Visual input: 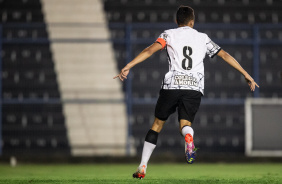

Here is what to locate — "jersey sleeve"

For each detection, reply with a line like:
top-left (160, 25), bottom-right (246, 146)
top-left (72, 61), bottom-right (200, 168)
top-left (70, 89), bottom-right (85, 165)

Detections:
top-left (206, 36), bottom-right (221, 58)
top-left (155, 31), bottom-right (168, 49)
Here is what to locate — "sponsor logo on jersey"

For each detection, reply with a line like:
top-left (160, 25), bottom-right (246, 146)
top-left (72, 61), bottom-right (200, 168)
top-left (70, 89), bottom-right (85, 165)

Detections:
top-left (174, 75), bottom-right (198, 87)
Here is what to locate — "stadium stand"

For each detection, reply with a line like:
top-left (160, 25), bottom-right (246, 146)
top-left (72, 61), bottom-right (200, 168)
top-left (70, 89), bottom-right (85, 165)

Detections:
top-left (103, 0), bottom-right (282, 156)
top-left (1, 0), bottom-right (281, 158)
top-left (104, 0), bottom-right (282, 23)
top-left (41, 0), bottom-right (128, 156)
top-left (1, 0), bottom-right (70, 156)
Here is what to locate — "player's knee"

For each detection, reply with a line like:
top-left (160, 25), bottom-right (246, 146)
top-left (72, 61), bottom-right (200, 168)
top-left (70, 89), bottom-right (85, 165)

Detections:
top-left (151, 118), bottom-right (165, 132)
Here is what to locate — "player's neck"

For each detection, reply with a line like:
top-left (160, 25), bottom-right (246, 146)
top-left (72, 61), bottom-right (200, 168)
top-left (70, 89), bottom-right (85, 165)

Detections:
top-left (178, 24), bottom-right (193, 28)
top-left (178, 20), bottom-right (194, 28)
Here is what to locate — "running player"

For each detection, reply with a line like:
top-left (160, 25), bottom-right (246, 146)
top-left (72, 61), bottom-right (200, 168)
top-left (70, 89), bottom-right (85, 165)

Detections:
top-left (114, 5), bottom-right (259, 179)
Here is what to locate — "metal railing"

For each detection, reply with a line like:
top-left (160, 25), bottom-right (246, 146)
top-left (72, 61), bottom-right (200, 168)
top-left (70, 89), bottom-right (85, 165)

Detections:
top-left (1, 23), bottom-right (282, 155)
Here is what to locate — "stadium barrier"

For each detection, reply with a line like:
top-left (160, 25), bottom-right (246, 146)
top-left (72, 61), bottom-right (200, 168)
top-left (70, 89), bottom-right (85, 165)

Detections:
top-left (0, 23), bottom-right (282, 156)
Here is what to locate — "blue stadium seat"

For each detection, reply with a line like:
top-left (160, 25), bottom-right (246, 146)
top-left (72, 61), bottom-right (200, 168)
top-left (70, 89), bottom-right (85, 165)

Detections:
top-left (102, 0), bottom-right (282, 155)
top-left (1, 0), bottom-right (69, 156)
top-left (3, 27), bottom-right (48, 39)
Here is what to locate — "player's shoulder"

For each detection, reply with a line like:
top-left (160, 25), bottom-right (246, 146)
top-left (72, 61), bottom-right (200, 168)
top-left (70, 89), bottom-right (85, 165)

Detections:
top-left (192, 28), bottom-right (208, 38)
top-left (163, 27), bottom-right (187, 33)
top-left (162, 28), bottom-right (175, 34)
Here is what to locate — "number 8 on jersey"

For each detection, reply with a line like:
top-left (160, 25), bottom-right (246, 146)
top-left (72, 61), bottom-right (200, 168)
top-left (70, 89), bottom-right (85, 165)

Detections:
top-left (182, 46), bottom-right (193, 70)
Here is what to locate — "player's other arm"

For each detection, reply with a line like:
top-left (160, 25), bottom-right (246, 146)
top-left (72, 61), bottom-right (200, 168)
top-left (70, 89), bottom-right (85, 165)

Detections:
top-left (113, 42), bottom-right (162, 81)
top-left (217, 49), bottom-right (259, 91)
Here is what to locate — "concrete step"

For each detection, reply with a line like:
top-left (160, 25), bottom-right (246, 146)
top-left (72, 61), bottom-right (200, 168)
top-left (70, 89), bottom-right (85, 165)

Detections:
top-left (53, 55), bottom-right (116, 64)
top-left (47, 26), bottom-right (110, 39)
top-left (53, 59), bottom-right (118, 69)
top-left (68, 132), bottom-right (127, 143)
top-left (42, 0), bottom-right (129, 156)
top-left (42, 0), bottom-right (105, 23)
top-left (51, 43), bottom-right (114, 53)
top-left (71, 148), bottom-right (126, 156)
top-left (59, 86), bottom-right (121, 92)
top-left (55, 64), bottom-right (117, 74)
top-left (59, 83), bottom-right (121, 91)
top-left (61, 91), bottom-right (124, 99)
top-left (66, 118), bottom-right (126, 129)
top-left (65, 115), bottom-right (126, 126)
top-left (57, 78), bottom-right (121, 90)
top-left (64, 104), bottom-right (126, 116)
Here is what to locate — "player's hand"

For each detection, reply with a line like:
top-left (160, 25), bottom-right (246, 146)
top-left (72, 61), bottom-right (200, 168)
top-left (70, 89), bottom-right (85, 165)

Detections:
top-left (113, 66), bottom-right (130, 81)
top-left (244, 74), bottom-right (259, 91)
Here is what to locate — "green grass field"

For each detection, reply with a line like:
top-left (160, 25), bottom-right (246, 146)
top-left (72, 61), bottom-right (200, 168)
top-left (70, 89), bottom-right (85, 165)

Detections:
top-left (0, 163), bottom-right (281, 184)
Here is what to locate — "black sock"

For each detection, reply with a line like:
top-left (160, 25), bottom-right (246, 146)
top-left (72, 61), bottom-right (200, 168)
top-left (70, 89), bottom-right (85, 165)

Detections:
top-left (145, 129), bottom-right (159, 145)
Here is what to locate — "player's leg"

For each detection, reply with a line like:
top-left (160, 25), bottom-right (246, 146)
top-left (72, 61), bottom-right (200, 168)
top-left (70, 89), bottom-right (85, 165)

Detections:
top-left (133, 118), bottom-right (165, 179)
top-left (140, 118), bottom-right (165, 167)
top-left (179, 119), bottom-right (192, 132)
top-left (133, 118), bottom-right (164, 179)
top-left (133, 89), bottom-right (178, 179)
top-left (178, 90), bottom-right (202, 164)
top-left (151, 117), bottom-right (166, 132)
top-left (180, 119), bottom-right (196, 164)
top-left (179, 120), bottom-right (193, 142)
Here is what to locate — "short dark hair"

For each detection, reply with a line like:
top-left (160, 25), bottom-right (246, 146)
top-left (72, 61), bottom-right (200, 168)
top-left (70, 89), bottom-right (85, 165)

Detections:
top-left (176, 5), bottom-right (195, 25)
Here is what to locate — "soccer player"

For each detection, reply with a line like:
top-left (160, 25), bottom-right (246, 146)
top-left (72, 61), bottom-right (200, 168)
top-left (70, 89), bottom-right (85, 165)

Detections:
top-left (114, 5), bottom-right (259, 179)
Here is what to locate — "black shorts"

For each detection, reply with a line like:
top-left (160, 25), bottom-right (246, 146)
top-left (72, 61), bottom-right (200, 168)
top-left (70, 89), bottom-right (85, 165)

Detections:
top-left (155, 89), bottom-right (202, 123)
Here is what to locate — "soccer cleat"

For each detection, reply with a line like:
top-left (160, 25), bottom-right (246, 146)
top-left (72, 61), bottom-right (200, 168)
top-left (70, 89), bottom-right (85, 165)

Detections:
top-left (185, 134), bottom-right (198, 164)
top-left (132, 165), bottom-right (146, 179)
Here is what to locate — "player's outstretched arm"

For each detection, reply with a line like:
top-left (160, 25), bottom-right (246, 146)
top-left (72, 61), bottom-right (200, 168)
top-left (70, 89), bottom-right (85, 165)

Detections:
top-left (113, 42), bottom-right (162, 81)
top-left (217, 49), bottom-right (259, 91)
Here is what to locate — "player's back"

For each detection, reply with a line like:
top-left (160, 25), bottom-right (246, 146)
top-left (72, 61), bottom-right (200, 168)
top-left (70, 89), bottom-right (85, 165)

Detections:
top-left (165, 26), bottom-right (207, 74)
top-left (157, 26), bottom-right (221, 93)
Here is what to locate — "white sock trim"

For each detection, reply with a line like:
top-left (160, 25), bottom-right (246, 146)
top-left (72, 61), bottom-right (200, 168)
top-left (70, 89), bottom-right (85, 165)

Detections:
top-left (181, 126), bottom-right (194, 137)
